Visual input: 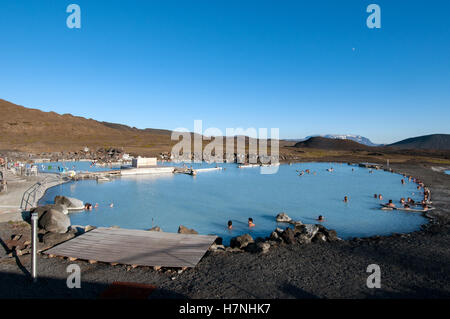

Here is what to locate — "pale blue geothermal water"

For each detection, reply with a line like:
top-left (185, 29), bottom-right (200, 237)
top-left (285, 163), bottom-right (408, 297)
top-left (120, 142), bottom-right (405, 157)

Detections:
top-left (37, 161), bottom-right (120, 174)
top-left (39, 162), bottom-right (428, 244)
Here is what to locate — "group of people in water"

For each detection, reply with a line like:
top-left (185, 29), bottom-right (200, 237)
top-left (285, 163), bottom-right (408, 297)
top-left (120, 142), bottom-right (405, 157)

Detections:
top-left (297, 168), bottom-right (316, 176)
top-left (297, 166), bottom-right (342, 176)
top-left (337, 172), bottom-right (431, 211)
top-left (335, 172), bottom-right (432, 214)
top-left (226, 215), bottom-right (327, 230)
top-left (227, 218), bottom-right (255, 230)
top-left (378, 175), bottom-right (431, 211)
top-left (382, 192), bottom-right (431, 211)
top-left (223, 168), bottom-right (431, 232)
top-left (297, 167), bottom-right (338, 175)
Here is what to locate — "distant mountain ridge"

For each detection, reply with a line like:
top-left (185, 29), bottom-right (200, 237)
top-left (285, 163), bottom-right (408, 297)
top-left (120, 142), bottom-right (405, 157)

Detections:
top-left (294, 134), bottom-right (450, 152)
top-left (287, 134), bottom-right (378, 146)
top-left (388, 134), bottom-right (450, 150)
top-left (294, 136), bottom-right (372, 151)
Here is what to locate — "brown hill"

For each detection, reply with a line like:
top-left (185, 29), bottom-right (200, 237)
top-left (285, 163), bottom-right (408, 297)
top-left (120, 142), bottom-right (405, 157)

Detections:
top-left (294, 136), bottom-right (372, 151)
top-left (0, 99), bottom-right (173, 155)
top-left (0, 99), bottom-right (275, 157)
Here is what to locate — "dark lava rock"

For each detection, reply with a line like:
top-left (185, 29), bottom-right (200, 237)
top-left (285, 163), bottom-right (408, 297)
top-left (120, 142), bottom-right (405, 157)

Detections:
top-left (270, 231), bottom-right (280, 240)
top-left (178, 225), bottom-right (198, 235)
top-left (281, 227), bottom-right (295, 244)
top-left (38, 209), bottom-right (71, 234)
top-left (312, 232), bottom-right (327, 243)
top-left (257, 242), bottom-right (271, 254)
top-left (295, 233), bottom-right (312, 245)
top-left (230, 234), bottom-right (254, 249)
top-left (325, 229), bottom-right (339, 242)
top-left (243, 242), bottom-right (258, 253)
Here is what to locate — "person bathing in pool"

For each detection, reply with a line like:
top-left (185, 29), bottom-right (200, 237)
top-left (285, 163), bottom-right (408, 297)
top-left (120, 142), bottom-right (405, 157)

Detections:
top-left (386, 199), bottom-right (396, 208)
top-left (317, 215), bottom-right (325, 222)
top-left (227, 220), bottom-right (233, 230)
top-left (248, 218), bottom-right (255, 228)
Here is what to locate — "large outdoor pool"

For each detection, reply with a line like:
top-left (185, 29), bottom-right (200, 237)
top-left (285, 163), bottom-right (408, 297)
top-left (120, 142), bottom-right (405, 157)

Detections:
top-left (39, 162), bottom-right (428, 244)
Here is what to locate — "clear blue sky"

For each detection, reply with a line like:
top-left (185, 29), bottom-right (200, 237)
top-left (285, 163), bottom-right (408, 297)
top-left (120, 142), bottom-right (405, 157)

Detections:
top-left (0, 0), bottom-right (449, 144)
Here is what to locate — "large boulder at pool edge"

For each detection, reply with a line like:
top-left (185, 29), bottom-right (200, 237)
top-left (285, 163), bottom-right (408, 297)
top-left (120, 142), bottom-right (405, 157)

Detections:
top-left (39, 208), bottom-right (71, 233)
top-left (31, 204), bottom-right (68, 218)
top-left (54, 196), bottom-right (84, 210)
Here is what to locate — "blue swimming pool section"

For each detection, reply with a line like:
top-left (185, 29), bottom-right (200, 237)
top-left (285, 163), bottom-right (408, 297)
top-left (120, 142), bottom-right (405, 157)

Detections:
top-left (37, 161), bottom-right (120, 174)
top-left (445, 170), bottom-right (450, 175)
top-left (39, 162), bottom-right (428, 244)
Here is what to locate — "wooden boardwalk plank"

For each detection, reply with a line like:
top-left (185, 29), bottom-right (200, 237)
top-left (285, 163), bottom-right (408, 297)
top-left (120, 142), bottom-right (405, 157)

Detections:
top-left (44, 227), bottom-right (217, 268)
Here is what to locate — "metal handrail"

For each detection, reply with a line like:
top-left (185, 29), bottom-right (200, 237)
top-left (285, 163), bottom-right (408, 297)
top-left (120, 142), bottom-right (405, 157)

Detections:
top-left (20, 175), bottom-right (63, 211)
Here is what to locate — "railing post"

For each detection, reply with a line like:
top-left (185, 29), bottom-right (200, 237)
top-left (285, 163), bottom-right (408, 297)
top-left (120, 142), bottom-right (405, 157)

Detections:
top-left (31, 212), bottom-right (38, 282)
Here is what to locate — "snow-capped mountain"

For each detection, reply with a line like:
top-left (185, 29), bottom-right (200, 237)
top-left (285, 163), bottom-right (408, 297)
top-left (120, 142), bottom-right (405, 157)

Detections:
top-left (288, 134), bottom-right (379, 146)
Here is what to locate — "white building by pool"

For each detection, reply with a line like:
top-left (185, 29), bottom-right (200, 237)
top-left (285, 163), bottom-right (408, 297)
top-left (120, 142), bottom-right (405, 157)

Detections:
top-left (132, 157), bottom-right (157, 168)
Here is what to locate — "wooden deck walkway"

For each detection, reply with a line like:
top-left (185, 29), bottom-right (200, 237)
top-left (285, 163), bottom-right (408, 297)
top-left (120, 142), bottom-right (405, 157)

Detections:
top-left (44, 227), bottom-right (217, 268)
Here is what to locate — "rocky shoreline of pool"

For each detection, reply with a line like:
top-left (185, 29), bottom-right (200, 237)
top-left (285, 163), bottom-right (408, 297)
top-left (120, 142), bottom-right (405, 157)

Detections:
top-left (0, 161), bottom-right (449, 298)
top-left (3, 194), bottom-right (341, 259)
top-left (157, 162), bottom-right (449, 298)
